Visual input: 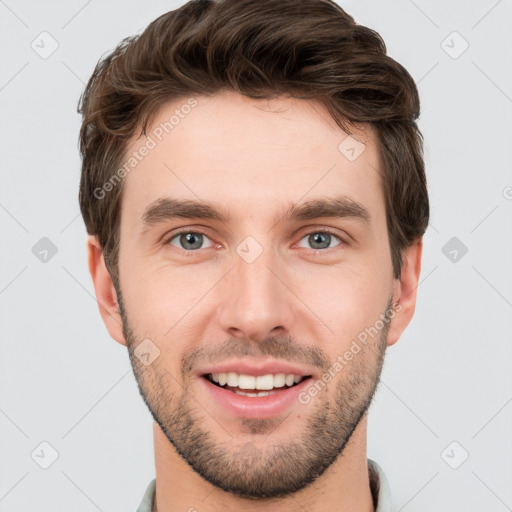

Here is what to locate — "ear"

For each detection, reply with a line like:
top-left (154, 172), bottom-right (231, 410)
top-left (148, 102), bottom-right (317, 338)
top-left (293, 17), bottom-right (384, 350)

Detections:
top-left (387, 237), bottom-right (423, 347)
top-left (87, 235), bottom-right (127, 346)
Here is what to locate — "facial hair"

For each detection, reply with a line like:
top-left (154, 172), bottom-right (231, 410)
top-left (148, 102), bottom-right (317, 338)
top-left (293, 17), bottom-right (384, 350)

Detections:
top-left (118, 289), bottom-right (392, 500)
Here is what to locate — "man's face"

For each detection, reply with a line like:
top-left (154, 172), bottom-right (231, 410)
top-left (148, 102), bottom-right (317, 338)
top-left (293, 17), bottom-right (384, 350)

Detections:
top-left (114, 91), bottom-right (399, 498)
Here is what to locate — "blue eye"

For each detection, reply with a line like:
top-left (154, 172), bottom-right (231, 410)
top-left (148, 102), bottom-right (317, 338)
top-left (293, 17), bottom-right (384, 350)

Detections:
top-left (297, 230), bottom-right (342, 250)
top-left (165, 228), bottom-right (344, 253)
top-left (167, 231), bottom-right (214, 251)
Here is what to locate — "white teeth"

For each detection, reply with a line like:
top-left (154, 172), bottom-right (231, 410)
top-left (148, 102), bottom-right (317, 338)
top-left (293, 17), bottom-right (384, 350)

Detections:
top-left (256, 374), bottom-right (274, 390)
top-left (209, 372), bottom-right (305, 390)
top-left (273, 373), bottom-right (286, 388)
top-left (234, 389), bottom-right (278, 397)
top-left (239, 374), bottom-right (256, 389)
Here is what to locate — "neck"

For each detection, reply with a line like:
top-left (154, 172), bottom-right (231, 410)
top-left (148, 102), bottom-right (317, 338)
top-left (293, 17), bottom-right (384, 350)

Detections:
top-left (152, 415), bottom-right (375, 512)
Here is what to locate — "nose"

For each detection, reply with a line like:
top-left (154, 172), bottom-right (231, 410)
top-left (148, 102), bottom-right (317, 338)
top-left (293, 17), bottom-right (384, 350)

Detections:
top-left (215, 242), bottom-right (295, 343)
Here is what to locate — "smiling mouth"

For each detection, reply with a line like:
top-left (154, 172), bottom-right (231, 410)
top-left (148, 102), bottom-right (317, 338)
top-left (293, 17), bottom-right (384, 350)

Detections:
top-left (203, 373), bottom-right (313, 397)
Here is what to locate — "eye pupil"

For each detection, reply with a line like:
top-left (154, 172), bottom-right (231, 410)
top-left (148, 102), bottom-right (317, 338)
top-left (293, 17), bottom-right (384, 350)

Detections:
top-left (181, 232), bottom-right (202, 250)
top-left (309, 232), bottom-right (330, 250)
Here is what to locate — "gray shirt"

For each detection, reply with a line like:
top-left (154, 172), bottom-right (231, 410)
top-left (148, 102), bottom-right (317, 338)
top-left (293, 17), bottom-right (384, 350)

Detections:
top-left (136, 458), bottom-right (392, 511)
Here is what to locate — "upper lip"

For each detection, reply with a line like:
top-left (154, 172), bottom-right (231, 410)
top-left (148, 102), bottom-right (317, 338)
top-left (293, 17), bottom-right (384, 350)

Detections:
top-left (196, 359), bottom-right (315, 378)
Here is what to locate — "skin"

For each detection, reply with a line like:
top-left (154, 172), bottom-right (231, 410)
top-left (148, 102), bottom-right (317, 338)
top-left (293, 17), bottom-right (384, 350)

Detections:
top-left (88, 90), bottom-right (423, 512)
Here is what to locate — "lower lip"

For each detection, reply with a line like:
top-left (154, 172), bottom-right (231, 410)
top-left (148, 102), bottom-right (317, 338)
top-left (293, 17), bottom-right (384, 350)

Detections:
top-left (199, 376), bottom-right (313, 419)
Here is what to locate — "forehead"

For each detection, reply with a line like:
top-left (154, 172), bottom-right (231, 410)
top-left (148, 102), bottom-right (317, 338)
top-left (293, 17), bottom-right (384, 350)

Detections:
top-left (120, 91), bottom-right (383, 227)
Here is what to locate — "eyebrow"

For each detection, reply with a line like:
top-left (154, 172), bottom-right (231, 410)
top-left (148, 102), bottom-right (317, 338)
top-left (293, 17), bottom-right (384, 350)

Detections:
top-left (141, 195), bottom-right (371, 229)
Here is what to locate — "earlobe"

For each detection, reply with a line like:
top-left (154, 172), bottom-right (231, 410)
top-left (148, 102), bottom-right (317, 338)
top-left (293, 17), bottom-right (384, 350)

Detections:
top-left (87, 235), bottom-right (127, 346)
top-left (387, 238), bottom-right (423, 347)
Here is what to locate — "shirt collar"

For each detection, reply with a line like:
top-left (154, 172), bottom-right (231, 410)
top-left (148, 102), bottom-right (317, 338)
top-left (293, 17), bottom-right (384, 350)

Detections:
top-left (368, 458), bottom-right (392, 512)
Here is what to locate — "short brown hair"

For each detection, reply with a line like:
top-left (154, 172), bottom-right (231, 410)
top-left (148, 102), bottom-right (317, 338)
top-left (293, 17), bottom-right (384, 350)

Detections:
top-left (78, 0), bottom-right (429, 286)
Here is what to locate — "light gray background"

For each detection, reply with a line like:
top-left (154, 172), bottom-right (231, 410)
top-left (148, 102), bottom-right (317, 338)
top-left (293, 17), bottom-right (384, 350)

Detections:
top-left (1, 0), bottom-right (511, 510)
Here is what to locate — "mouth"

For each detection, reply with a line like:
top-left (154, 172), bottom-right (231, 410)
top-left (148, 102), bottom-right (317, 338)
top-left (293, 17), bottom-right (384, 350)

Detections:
top-left (202, 373), bottom-right (313, 397)
top-left (199, 371), bottom-right (315, 419)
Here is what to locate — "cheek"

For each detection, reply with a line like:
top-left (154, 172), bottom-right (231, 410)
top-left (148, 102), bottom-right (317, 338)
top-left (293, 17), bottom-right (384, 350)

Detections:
top-left (120, 260), bottom-right (217, 338)
top-left (294, 264), bottom-right (390, 344)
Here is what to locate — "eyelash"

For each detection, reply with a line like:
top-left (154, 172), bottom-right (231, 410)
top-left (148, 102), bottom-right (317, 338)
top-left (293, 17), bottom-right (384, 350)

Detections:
top-left (164, 227), bottom-right (346, 254)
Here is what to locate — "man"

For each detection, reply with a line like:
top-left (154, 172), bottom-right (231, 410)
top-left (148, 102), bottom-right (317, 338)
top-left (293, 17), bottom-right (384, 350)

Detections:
top-left (78, 0), bottom-right (429, 510)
